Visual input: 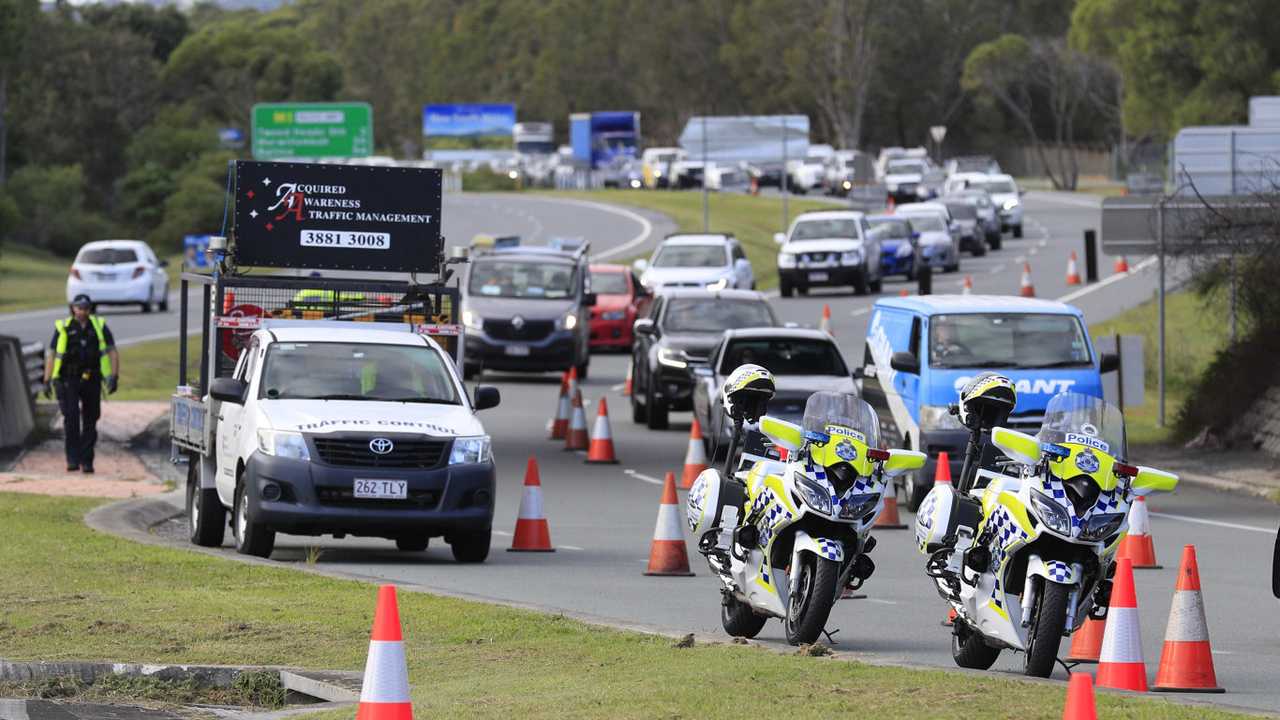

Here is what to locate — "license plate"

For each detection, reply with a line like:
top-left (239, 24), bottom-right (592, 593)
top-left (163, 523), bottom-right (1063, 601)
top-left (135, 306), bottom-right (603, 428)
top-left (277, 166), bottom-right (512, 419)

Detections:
top-left (95, 273), bottom-right (115, 282)
top-left (504, 344), bottom-right (530, 356)
top-left (808, 272), bottom-right (829, 282)
top-left (353, 479), bottom-right (407, 500)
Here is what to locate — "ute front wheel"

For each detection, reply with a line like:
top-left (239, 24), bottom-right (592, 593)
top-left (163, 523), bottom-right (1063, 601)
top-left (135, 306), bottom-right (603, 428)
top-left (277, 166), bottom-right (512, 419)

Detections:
top-left (1025, 580), bottom-right (1070, 677)
top-left (783, 553), bottom-right (839, 645)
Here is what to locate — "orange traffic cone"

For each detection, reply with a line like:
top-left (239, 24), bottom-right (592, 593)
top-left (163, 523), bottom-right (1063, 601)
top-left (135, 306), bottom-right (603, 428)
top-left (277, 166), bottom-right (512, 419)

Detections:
top-left (549, 371), bottom-right (569, 440)
top-left (679, 418), bottom-right (709, 490)
top-left (1114, 255), bottom-right (1130, 273)
top-left (586, 398), bottom-right (619, 464)
top-left (875, 493), bottom-right (908, 530)
top-left (356, 585), bottom-right (413, 720)
top-left (221, 288), bottom-right (236, 314)
top-left (961, 275), bottom-right (973, 295)
top-left (942, 607), bottom-right (957, 627)
top-left (898, 288), bottom-right (909, 297)
top-left (509, 457), bottom-right (554, 552)
top-left (887, 195), bottom-right (896, 210)
top-left (644, 472), bottom-right (695, 576)
top-left (1066, 615), bottom-right (1106, 664)
top-left (1062, 672), bottom-right (1098, 720)
top-left (1095, 557), bottom-right (1148, 692)
top-left (1153, 545), bottom-right (1224, 693)
top-left (622, 360), bottom-right (633, 397)
top-left (934, 451), bottom-right (953, 486)
top-left (564, 389), bottom-right (589, 451)
top-left (820, 303), bottom-right (832, 335)
top-left (1066, 251), bottom-right (1082, 285)
top-left (1019, 262), bottom-right (1036, 297)
top-left (1117, 496), bottom-right (1161, 569)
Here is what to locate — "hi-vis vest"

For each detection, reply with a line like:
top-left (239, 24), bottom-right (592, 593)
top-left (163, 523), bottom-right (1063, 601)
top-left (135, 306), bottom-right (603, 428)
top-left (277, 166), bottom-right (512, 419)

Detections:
top-left (53, 316), bottom-right (111, 381)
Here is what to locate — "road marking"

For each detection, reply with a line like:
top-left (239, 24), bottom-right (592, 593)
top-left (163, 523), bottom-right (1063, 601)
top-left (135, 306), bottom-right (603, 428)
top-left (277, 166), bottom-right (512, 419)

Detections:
top-left (849, 307), bottom-right (871, 317)
top-left (1149, 511), bottom-right (1274, 535)
top-left (535, 197), bottom-right (652, 261)
top-left (610, 383), bottom-right (625, 392)
top-left (989, 264), bottom-right (1005, 275)
top-left (623, 469), bottom-right (665, 485)
top-left (1055, 256), bottom-right (1157, 303)
top-left (859, 598), bottom-right (898, 605)
top-left (561, 544), bottom-right (584, 551)
top-left (492, 530), bottom-right (512, 537)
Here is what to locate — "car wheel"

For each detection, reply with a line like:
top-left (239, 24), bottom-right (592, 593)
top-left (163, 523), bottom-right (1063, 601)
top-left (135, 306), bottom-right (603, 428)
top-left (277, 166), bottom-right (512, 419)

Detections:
top-left (1013, 224), bottom-right (1024, 239)
top-left (797, 286), bottom-right (809, 296)
top-left (233, 477), bottom-right (275, 558)
top-left (646, 380), bottom-right (668, 430)
top-left (450, 528), bottom-right (491, 563)
top-left (158, 285), bottom-right (169, 312)
top-left (186, 456), bottom-right (225, 548)
top-left (141, 301), bottom-right (152, 313)
top-left (780, 281), bottom-right (793, 298)
top-left (988, 234), bottom-right (1002, 251)
top-left (631, 373), bottom-right (649, 423)
top-left (576, 358), bottom-right (589, 381)
top-left (970, 241), bottom-right (986, 257)
top-left (868, 267), bottom-right (883, 294)
top-left (853, 272), bottom-right (868, 296)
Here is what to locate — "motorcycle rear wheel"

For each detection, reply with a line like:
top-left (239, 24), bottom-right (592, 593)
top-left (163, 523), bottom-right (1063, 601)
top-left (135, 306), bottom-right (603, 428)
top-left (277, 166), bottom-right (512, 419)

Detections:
top-left (721, 594), bottom-right (767, 639)
top-left (783, 554), bottom-right (839, 645)
top-left (1025, 581), bottom-right (1069, 677)
top-left (951, 617), bottom-right (1001, 670)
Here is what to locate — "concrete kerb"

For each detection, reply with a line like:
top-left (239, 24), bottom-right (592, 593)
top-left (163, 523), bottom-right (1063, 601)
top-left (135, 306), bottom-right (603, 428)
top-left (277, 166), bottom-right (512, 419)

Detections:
top-left (84, 494), bottom-right (1280, 718)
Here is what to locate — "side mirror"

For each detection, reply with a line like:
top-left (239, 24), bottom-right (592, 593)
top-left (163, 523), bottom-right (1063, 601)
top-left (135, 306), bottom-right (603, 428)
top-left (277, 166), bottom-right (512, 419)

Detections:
top-left (889, 351), bottom-right (919, 374)
top-left (734, 258), bottom-right (751, 274)
top-left (773, 232), bottom-right (787, 246)
top-left (158, 258), bottom-right (170, 267)
top-left (911, 231), bottom-right (921, 240)
top-left (851, 366), bottom-right (865, 379)
top-left (1131, 465), bottom-right (1178, 496)
top-left (1018, 189), bottom-right (1026, 197)
top-left (632, 258), bottom-right (649, 274)
top-left (633, 318), bottom-right (657, 337)
top-left (881, 448), bottom-right (926, 478)
top-left (760, 415), bottom-right (802, 453)
top-left (583, 292), bottom-right (598, 307)
top-left (210, 377), bottom-right (247, 405)
top-left (991, 426), bottom-right (1040, 467)
top-left (1099, 352), bottom-right (1120, 373)
top-left (473, 385), bottom-right (501, 411)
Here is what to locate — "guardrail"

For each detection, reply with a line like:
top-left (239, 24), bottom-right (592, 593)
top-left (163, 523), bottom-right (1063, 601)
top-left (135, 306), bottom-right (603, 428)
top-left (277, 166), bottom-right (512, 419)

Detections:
top-left (0, 335), bottom-right (38, 447)
top-left (21, 342), bottom-right (44, 398)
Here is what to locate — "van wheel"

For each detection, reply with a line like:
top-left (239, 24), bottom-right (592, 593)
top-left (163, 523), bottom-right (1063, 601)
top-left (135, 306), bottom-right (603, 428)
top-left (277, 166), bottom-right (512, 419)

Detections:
top-left (869, 272), bottom-right (883, 294)
top-left (970, 241), bottom-right (986, 257)
top-left (234, 478), bottom-right (275, 558)
top-left (450, 529), bottom-right (490, 563)
top-left (186, 457), bottom-right (225, 547)
top-left (1013, 224), bottom-right (1024, 239)
top-left (575, 360), bottom-right (589, 381)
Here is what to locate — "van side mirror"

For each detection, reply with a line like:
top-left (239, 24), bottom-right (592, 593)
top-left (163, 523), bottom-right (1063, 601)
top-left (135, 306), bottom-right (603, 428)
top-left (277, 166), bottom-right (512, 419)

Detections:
top-left (1099, 352), bottom-right (1120, 373)
top-left (889, 351), bottom-right (919, 374)
top-left (851, 366), bottom-right (865, 379)
top-left (773, 232), bottom-right (787, 246)
top-left (210, 377), bottom-right (247, 405)
top-left (473, 385), bottom-right (501, 411)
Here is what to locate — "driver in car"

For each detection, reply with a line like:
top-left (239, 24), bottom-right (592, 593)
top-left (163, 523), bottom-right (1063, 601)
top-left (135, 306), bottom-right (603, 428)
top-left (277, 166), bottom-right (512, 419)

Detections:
top-left (932, 322), bottom-right (968, 361)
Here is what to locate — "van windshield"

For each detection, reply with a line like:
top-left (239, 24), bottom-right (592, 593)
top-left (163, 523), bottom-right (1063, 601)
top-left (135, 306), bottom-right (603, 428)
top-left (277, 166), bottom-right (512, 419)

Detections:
top-left (470, 259), bottom-right (576, 299)
top-left (260, 342), bottom-right (460, 404)
top-left (929, 314), bottom-right (1092, 370)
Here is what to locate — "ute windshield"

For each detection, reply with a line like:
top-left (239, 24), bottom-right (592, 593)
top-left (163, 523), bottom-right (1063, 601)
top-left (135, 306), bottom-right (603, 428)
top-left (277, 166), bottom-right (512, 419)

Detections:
top-left (260, 342), bottom-right (460, 404)
top-left (1037, 392), bottom-right (1126, 461)
top-left (802, 391), bottom-right (879, 447)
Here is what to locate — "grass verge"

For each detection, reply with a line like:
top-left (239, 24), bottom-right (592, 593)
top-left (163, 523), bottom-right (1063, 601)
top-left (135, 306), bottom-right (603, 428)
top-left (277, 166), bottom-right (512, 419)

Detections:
top-left (0, 242), bottom-right (76, 313)
top-left (548, 190), bottom-right (836, 291)
top-left (0, 492), bottom-right (1251, 720)
top-left (112, 337), bottom-right (196, 402)
top-left (1089, 289), bottom-right (1229, 446)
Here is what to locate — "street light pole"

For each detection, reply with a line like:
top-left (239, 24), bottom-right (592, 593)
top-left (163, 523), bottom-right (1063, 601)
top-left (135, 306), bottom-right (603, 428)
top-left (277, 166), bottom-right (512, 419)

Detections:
top-left (781, 115), bottom-right (789, 230)
top-left (701, 114), bottom-right (709, 232)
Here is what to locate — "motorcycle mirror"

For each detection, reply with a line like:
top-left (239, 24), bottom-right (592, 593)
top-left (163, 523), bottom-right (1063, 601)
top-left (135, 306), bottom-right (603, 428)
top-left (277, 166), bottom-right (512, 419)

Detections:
top-left (880, 448), bottom-right (926, 478)
top-left (1130, 465), bottom-right (1178, 496)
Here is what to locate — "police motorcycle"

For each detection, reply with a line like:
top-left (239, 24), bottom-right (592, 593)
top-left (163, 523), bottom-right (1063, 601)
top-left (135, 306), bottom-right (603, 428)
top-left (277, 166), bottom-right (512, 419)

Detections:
top-left (687, 365), bottom-right (926, 644)
top-left (914, 374), bottom-right (1178, 677)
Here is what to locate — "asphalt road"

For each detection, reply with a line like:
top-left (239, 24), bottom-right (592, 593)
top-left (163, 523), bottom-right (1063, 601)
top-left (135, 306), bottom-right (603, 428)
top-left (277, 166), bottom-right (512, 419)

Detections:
top-left (134, 191), bottom-right (1274, 712)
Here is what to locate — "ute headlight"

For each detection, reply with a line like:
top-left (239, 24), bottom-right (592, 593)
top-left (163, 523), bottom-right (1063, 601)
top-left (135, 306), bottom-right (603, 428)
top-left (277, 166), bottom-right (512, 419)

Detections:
top-left (840, 249), bottom-right (863, 265)
top-left (658, 347), bottom-right (689, 369)
top-left (1030, 491), bottom-right (1071, 535)
top-left (705, 277), bottom-right (729, 291)
top-left (559, 312), bottom-right (578, 331)
top-left (839, 492), bottom-right (879, 520)
top-left (919, 404), bottom-right (963, 431)
top-left (796, 475), bottom-right (833, 515)
top-left (1080, 512), bottom-right (1125, 541)
top-left (462, 309), bottom-right (483, 332)
top-left (654, 169), bottom-right (663, 177)
top-left (449, 435), bottom-right (492, 465)
top-left (777, 252), bottom-right (797, 269)
top-left (1002, 198), bottom-right (1020, 211)
top-left (841, 180), bottom-right (852, 190)
top-left (601, 310), bottom-right (626, 321)
top-left (257, 429), bottom-right (310, 461)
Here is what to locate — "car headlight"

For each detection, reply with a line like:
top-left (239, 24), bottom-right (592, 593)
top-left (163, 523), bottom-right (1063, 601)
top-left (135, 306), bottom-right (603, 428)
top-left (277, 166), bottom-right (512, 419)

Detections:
top-left (654, 169), bottom-right (663, 177)
top-left (462, 309), bottom-right (483, 332)
top-left (658, 347), bottom-right (689, 369)
top-left (777, 252), bottom-right (797, 269)
top-left (887, 183), bottom-right (898, 192)
top-left (1080, 512), bottom-right (1125, 541)
top-left (840, 249), bottom-right (863, 265)
top-left (919, 404), bottom-right (963, 431)
top-left (841, 180), bottom-right (852, 190)
top-left (257, 429), bottom-right (310, 461)
top-left (629, 179), bottom-right (642, 189)
top-left (449, 435), bottom-right (491, 465)
top-left (1002, 198), bottom-right (1020, 211)
top-left (705, 277), bottom-right (729, 291)
top-left (796, 475), bottom-right (833, 515)
top-left (1029, 491), bottom-right (1071, 535)
top-left (839, 492), bottom-right (879, 520)
top-left (559, 312), bottom-right (578, 331)
top-left (896, 243), bottom-right (914, 258)
top-left (601, 310), bottom-right (626, 321)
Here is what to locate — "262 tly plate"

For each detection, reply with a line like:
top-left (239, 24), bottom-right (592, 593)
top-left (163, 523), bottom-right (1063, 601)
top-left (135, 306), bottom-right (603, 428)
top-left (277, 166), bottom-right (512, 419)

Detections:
top-left (353, 479), bottom-right (407, 500)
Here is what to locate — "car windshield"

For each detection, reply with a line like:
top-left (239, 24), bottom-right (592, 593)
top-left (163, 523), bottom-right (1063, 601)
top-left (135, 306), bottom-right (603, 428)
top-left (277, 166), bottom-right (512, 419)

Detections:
top-left (78, 248), bottom-right (138, 264)
top-left (904, 215), bottom-right (946, 233)
top-left (791, 219), bottom-right (859, 241)
top-left (981, 180), bottom-right (1017, 193)
top-left (259, 342), bottom-right (460, 404)
top-left (929, 313), bottom-right (1092, 370)
top-left (469, 259), bottom-right (576, 299)
top-left (1038, 392), bottom-right (1127, 460)
top-left (954, 158), bottom-right (994, 172)
top-left (720, 338), bottom-right (847, 376)
top-left (663, 298), bottom-right (775, 333)
top-left (590, 271), bottom-right (629, 295)
top-left (886, 161), bottom-right (925, 174)
top-left (802, 392), bottom-right (880, 447)
top-left (944, 203), bottom-right (978, 220)
top-left (867, 219), bottom-right (912, 239)
top-left (652, 244), bottom-right (727, 268)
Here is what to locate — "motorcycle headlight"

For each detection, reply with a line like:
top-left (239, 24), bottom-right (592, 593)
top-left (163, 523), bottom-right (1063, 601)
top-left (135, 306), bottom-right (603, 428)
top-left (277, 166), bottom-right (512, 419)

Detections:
top-left (777, 252), bottom-right (797, 269)
top-left (601, 310), bottom-right (626, 321)
top-left (449, 435), bottom-right (491, 465)
top-left (462, 309), bottom-right (483, 332)
top-left (658, 347), bottom-right (689, 369)
top-left (257, 429), bottom-right (310, 461)
top-left (1080, 512), bottom-right (1125, 541)
top-left (1029, 491), bottom-right (1071, 535)
top-left (705, 277), bottom-right (729, 291)
top-left (919, 404), bottom-right (963, 431)
top-left (840, 249), bottom-right (863, 265)
top-left (1002, 198), bottom-right (1020, 211)
top-left (559, 312), bottom-right (578, 331)
top-left (839, 492), bottom-right (879, 520)
top-left (796, 475), bottom-right (833, 515)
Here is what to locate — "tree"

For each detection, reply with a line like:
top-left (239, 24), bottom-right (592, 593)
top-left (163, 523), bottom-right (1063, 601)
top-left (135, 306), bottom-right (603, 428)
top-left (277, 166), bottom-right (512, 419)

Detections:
top-left (0, 0), bottom-right (38, 185)
top-left (5, 164), bottom-right (112, 255)
top-left (82, 3), bottom-right (191, 62)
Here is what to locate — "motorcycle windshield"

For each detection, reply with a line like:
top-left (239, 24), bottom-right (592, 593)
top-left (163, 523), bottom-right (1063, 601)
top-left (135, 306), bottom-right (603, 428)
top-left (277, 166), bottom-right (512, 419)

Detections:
top-left (802, 391), bottom-right (880, 447)
top-left (1037, 392), bottom-right (1126, 461)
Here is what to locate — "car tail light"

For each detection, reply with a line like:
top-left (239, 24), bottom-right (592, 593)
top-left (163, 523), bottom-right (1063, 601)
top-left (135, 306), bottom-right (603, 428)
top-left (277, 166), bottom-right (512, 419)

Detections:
top-left (70, 268), bottom-right (81, 280)
top-left (132, 266), bottom-right (146, 279)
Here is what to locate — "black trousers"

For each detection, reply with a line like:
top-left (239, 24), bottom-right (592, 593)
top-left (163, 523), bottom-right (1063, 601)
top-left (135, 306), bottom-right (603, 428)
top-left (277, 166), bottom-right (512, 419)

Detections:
top-left (57, 375), bottom-right (101, 468)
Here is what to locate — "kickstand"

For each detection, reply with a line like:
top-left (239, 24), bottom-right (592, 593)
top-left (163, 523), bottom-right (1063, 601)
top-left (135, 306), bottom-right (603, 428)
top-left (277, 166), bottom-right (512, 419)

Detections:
top-left (1056, 657), bottom-right (1075, 675)
top-left (821, 627), bottom-right (840, 646)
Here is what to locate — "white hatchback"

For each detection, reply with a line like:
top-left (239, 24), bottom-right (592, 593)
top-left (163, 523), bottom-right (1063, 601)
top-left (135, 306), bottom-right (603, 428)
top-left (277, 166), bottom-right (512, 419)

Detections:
top-left (66, 239), bottom-right (170, 312)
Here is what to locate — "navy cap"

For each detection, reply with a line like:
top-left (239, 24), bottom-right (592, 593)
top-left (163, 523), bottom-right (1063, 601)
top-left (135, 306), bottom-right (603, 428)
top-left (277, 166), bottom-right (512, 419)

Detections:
top-left (70, 294), bottom-right (92, 307)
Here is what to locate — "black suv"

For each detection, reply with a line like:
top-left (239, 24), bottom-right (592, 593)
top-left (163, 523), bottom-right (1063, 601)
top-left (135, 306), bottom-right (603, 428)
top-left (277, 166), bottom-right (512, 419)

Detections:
top-left (462, 243), bottom-right (595, 379)
top-left (630, 288), bottom-right (777, 430)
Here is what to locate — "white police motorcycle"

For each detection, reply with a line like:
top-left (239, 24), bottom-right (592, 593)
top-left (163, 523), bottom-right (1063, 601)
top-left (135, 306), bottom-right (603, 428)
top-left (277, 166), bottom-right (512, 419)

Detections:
top-left (688, 365), bottom-right (925, 645)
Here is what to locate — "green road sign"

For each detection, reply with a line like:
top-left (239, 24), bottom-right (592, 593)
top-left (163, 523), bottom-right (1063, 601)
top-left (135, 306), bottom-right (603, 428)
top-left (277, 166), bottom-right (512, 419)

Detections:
top-left (251, 102), bottom-right (373, 159)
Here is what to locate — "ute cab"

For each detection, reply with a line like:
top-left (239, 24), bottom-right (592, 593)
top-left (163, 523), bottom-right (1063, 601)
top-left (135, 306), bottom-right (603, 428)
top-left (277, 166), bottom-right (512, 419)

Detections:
top-left (858, 295), bottom-right (1117, 511)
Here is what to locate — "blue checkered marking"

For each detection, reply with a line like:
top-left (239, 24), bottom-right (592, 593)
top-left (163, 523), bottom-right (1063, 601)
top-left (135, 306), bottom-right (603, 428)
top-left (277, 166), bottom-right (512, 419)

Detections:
top-left (1045, 560), bottom-right (1072, 583)
top-left (983, 504), bottom-right (1029, 610)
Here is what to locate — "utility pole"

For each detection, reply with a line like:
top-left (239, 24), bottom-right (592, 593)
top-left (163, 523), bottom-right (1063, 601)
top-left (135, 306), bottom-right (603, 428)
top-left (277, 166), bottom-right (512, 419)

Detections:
top-left (701, 114), bottom-right (709, 232)
top-left (781, 116), bottom-right (790, 231)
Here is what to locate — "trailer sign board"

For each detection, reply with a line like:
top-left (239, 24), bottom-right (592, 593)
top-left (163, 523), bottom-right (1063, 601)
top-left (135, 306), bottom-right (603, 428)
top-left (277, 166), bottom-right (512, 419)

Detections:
top-left (251, 103), bottom-right (373, 160)
top-left (232, 161), bottom-right (443, 273)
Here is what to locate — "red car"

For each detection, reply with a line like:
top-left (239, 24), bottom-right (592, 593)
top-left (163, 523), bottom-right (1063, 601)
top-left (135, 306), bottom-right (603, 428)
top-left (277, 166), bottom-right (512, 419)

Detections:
top-left (588, 264), bottom-right (649, 351)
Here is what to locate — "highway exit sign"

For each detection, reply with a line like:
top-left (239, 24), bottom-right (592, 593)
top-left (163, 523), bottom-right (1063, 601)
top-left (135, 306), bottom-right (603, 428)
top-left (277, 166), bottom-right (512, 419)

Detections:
top-left (251, 102), bottom-right (373, 160)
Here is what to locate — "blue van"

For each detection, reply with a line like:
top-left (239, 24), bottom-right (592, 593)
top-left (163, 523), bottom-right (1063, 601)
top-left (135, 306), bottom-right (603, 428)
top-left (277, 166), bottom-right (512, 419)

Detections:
top-left (858, 295), bottom-right (1117, 511)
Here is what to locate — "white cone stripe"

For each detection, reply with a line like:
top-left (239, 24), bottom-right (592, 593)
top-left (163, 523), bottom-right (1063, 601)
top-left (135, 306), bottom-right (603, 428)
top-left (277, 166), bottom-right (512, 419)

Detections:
top-left (359, 640), bottom-right (410, 703)
top-left (1163, 590), bottom-right (1210, 642)
top-left (592, 414), bottom-right (611, 439)
top-left (653, 503), bottom-right (685, 541)
top-left (1099, 607), bottom-right (1145, 663)
top-left (1128, 498), bottom-right (1151, 535)
top-left (569, 407), bottom-right (588, 430)
top-left (556, 395), bottom-right (569, 419)
top-left (684, 439), bottom-right (707, 464)
top-left (517, 486), bottom-right (545, 520)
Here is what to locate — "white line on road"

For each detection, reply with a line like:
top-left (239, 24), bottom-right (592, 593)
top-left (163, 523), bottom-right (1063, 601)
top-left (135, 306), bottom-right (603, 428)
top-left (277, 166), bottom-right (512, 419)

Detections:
top-left (858, 598), bottom-right (898, 605)
top-left (989, 264), bottom-right (1005, 275)
top-left (561, 544), bottom-right (584, 551)
top-left (1055, 256), bottom-right (1157, 303)
top-left (492, 530), bottom-right (513, 537)
top-left (116, 328), bottom-right (200, 348)
top-left (535, 197), bottom-right (654, 261)
top-left (848, 307), bottom-right (871, 317)
top-left (1149, 511), bottom-right (1274, 535)
top-left (623, 469), bottom-right (665, 485)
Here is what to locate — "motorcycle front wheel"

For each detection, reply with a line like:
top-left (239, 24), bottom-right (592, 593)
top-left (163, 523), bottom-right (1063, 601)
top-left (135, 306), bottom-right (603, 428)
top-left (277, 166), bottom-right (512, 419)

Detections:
top-left (1025, 581), bottom-right (1070, 677)
top-left (783, 554), bottom-right (839, 645)
top-left (721, 594), bottom-right (767, 639)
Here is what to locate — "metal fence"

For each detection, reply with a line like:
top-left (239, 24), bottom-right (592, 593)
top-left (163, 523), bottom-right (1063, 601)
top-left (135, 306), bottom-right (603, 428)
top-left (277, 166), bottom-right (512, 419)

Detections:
top-left (21, 342), bottom-right (43, 398)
